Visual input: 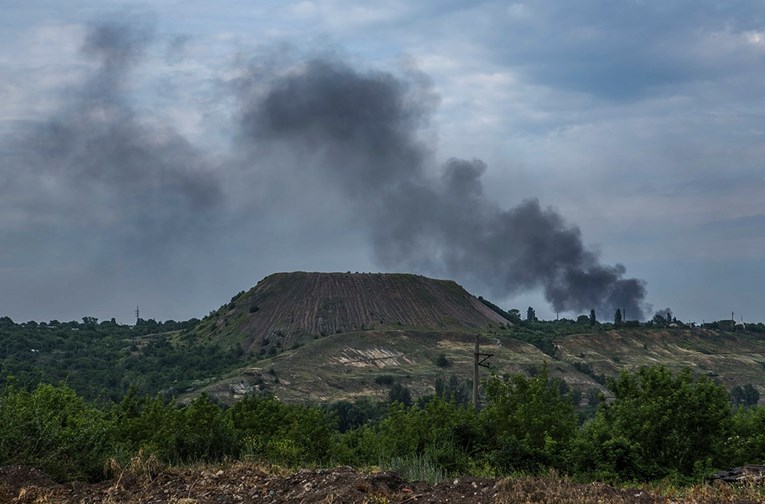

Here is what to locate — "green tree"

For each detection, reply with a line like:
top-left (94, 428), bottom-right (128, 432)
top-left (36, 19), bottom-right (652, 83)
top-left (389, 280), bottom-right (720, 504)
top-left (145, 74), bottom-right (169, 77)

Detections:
top-left (614, 309), bottom-right (622, 327)
top-left (81, 316), bottom-right (98, 328)
top-left (388, 383), bottom-right (413, 407)
top-left (325, 400), bottom-right (372, 433)
top-left (481, 366), bottom-right (577, 472)
top-left (730, 384), bottom-right (760, 407)
top-left (577, 366), bottom-right (732, 481)
top-left (526, 306), bottom-right (536, 322)
top-left (175, 394), bottom-right (237, 462)
top-left (434, 374), bottom-right (471, 407)
top-left (727, 405), bottom-right (765, 466)
top-left (589, 309), bottom-right (597, 326)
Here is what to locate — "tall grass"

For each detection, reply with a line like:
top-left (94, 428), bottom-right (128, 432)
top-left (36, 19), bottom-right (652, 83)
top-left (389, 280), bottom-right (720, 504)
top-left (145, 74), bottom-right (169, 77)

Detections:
top-left (382, 453), bottom-right (446, 484)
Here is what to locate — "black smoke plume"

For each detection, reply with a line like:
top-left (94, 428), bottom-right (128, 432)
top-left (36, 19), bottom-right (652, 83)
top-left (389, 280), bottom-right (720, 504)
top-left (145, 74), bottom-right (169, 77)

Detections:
top-left (0, 18), bottom-right (648, 321)
top-left (238, 57), bottom-right (648, 318)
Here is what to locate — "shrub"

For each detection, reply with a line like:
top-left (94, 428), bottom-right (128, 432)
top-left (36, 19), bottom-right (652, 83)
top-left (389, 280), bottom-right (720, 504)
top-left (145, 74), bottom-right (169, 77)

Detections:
top-left (576, 366), bottom-right (731, 481)
top-left (231, 394), bottom-right (335, 466)
top-left (374, 374), bottom-right (395, 385)
top-left (344, 399), bottom-right (479, 475)
top-left (112, 391), bottom-right (238, 465)
top-left (728, 405), bottom-right (765, 466)
top-left (481, 366), bottom-right (578, 473)
top-left (388, 383), bottom-right (413, 407)
top-left (0, 383), bottom-right (114, 481)
top-left (434, 353), bottom-right (451, 368)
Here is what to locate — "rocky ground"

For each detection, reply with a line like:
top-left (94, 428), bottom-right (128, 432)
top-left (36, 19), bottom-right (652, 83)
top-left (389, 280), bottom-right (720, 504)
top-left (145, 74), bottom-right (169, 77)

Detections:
top-left (2, 464), bottom-right (764, 503)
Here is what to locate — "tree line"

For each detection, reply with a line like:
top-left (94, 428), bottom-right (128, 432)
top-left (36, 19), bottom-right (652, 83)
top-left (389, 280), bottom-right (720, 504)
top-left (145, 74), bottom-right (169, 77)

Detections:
top-left (0, 315), bottom-right (239, 402)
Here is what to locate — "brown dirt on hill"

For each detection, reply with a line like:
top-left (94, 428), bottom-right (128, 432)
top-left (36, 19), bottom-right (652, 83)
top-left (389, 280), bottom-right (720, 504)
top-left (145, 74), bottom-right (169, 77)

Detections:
top-left (198, 272), bottom-right (510, 354)
top-left (4, 464), bottom-right (764, 504)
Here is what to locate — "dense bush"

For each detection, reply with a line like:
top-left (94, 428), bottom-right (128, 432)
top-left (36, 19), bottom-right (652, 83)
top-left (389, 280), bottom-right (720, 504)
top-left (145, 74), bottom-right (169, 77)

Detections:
top-left (482, 366), bottom-right (578, 473)
top-left (111, 389), bottom-right (239, 465)
top-left (727, 405), bottom-right (765, 466)
top-left (5, 365), bottom-right (765, 486)
top-left (342, 398), bottom-right (479, 474)
top-left (0, 382), bottom-right (113, 481)
top-left (575, 366), bottom-right (731, 481)
top-left (231, 394), bottom-right (335, 466)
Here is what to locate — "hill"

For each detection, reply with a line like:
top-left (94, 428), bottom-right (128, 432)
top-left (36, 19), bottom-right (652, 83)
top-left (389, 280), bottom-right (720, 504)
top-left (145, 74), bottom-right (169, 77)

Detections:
top-left (197, 323), bottom-right (765, 406)
top-left (199, 325), bottom-right (765, 405)
top-left (3, 271), bottom-right (765, 408)
top-left (189, 272), bottom-right (510, 358)
top-left (175, 272), bottom-right (765, 406)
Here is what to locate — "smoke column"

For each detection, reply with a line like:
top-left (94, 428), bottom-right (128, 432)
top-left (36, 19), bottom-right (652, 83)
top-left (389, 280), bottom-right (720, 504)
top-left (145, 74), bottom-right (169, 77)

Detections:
top-left (238, 57), bottom-right (648, 318)
top-left (0, 18), bottom-right (648, 320)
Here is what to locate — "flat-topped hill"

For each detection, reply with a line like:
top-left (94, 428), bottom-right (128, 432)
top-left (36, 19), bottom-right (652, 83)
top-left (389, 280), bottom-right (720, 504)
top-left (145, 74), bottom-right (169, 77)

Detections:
top-left (191, 272), bottom-right (510, 355)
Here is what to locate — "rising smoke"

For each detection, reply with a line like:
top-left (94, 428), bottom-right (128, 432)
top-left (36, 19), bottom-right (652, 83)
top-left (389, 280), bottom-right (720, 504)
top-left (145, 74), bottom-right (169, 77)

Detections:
top-left (1, 19), bottom-right (648, 320)
top-left (7, 17), bottom-right (221, 251)
top-left (237, 58), bottom-right (648, 319)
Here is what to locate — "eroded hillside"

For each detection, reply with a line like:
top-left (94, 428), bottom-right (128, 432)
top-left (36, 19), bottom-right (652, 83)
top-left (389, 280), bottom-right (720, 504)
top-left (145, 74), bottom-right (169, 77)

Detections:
top-left (190, 272), bottom-right (510, 356)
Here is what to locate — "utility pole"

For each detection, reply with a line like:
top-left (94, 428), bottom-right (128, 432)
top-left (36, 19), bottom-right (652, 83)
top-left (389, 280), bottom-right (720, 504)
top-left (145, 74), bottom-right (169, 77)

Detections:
top-left (473, 335), bottom-right (479, 411)
top-left (473, 334), bottom-right (493, 411)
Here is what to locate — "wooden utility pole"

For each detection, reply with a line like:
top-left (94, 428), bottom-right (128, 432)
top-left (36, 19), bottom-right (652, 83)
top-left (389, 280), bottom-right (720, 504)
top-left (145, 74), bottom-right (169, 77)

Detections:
top-left (473, 335), bottom-right (479, 411)
top-left (473, 334), bottom-right (493, 411)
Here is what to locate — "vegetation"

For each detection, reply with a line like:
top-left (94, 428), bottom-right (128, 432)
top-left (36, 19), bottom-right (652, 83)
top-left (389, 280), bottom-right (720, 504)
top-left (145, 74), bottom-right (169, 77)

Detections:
top-left (576, 367), bottom-right (732, 481)
top-left (3, 364), bottom-right (765, 487)
top-left (3, 281), bottom-right (765, 490)
top-left (0, 316), bottom-right (240, 402)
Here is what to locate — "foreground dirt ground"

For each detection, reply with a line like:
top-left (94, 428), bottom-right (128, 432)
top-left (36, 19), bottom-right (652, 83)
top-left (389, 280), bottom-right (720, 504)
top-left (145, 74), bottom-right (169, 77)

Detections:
top-left (2, 464), bottom-right (764, 503)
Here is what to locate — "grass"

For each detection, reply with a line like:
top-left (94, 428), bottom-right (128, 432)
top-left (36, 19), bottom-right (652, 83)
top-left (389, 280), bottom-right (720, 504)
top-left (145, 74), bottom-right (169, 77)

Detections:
top-left (382, 454), bottom-right (447, 484)
top-left (190, 325), bottom-right (765, 409)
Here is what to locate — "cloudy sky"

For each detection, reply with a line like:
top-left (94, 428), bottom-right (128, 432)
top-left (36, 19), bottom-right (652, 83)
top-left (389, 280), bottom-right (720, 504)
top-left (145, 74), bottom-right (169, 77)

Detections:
top-left (1, 1), bottom-right (764, 324)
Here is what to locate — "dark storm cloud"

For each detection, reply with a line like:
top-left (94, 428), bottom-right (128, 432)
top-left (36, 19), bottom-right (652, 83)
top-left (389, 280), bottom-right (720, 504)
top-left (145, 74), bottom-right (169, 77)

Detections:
top-left (237, 57), bottom-right (648, 317)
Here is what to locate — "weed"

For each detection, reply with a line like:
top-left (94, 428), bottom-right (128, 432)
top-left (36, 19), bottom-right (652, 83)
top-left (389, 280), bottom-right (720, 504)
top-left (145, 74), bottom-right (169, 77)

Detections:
top-left (383, 454), bottom-right (446, 484)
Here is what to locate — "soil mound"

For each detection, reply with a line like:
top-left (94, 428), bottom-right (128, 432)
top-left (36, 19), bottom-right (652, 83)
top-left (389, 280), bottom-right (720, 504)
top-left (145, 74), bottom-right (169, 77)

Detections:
top-left (196, 272), bottom-right (511, 354)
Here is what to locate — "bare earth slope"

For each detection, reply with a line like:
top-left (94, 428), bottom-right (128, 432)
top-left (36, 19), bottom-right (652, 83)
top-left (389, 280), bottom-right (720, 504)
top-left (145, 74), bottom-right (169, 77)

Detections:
top-left (192, 272), bottom-right (510, 355)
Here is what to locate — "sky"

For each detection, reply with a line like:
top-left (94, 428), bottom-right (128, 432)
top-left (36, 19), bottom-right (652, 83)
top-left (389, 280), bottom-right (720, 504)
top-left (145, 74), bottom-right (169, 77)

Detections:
top-left (1, 1), bottom-right (764, 324)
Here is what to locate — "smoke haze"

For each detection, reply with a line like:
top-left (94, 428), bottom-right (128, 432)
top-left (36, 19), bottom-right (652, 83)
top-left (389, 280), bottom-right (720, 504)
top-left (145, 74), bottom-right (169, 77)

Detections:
top-left (1, 19), bottom-right (648, 321)
top-left (6, 18), bottom-right (221, 251)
